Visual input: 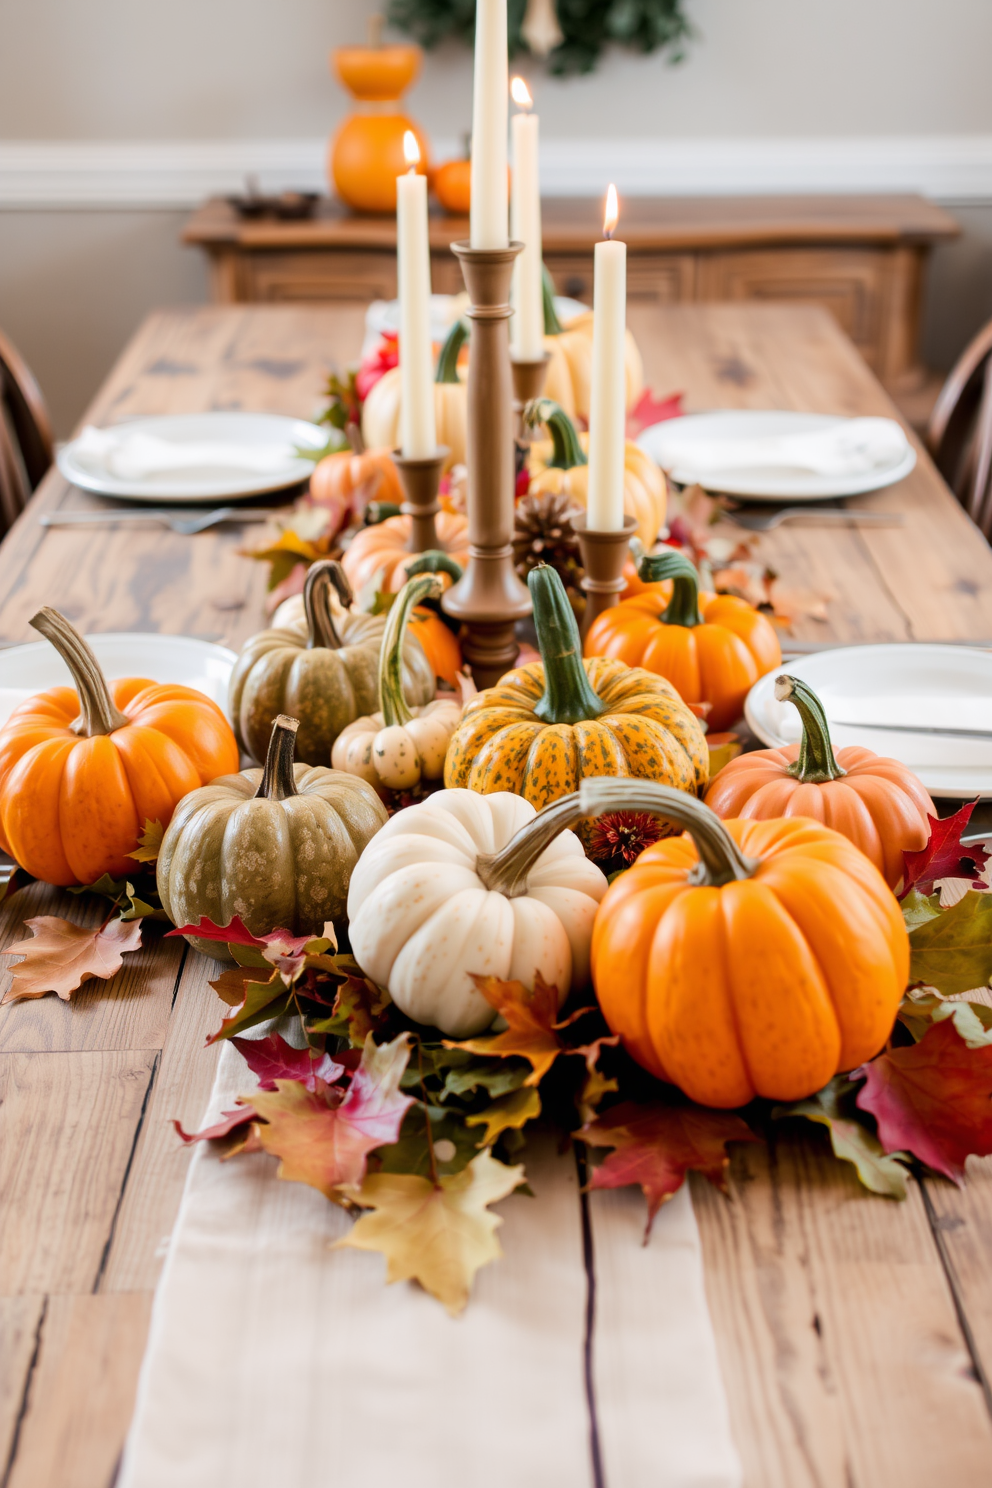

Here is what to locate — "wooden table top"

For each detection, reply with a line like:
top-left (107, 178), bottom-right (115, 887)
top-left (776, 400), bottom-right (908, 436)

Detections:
top-left (183, 193), bottom-right (960, 254)
top-left (2, 301), bottom-right (992, 1488)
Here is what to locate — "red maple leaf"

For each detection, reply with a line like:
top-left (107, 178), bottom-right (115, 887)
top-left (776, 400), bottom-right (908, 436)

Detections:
top-left (580, 1101), bottom-right (760, 1238)
top-left (854, 1019), bottom-right (992, 1183)
top-left (173, 1105), bottom-right (254, 1145)
top-left (231, 1032), bottom-right (344, 1092)
top-left (166, 915), bottom-right (320, 956)
top-left (626, 387), bottom-right (684, 439)
top-left (900, 801), bottom-right (989, 898)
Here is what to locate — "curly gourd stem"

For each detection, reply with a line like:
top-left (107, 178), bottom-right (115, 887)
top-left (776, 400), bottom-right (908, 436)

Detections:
top-left (404, 550), bottom-right (464, 584)
top-left (523, 398), bottom-right (587, 470)
top-left (254, 714), bottom-right (299, 801)
top-left (529, 563), bottom-right (605, 725)
top-left (379, 573), bottom-right (442, 728)
top-left (29, 606), bottom-right (129, 736)
top-left (435, 317), bottom-right (469, 384)
top-left (476, 792), bottom-right (584, 897)
top-left (542, 263), bottom-right (564, 336)
top-left (579, 777), bottom-right (760, 887)
top-left (775, 674), bottom-right (847, 783)
top-left (303, 559), bottom-right (352, 650)
top-left (637, 547), bottom-right (704, 628)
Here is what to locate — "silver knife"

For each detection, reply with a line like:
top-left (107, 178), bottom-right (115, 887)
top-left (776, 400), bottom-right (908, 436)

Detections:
top-left (831, 720), bottom-right (992, 740)
top-left (40, 507), bottom-right (280, 526)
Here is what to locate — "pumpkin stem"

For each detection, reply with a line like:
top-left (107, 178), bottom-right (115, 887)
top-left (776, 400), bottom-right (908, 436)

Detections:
top-left (578, 777), bottom-right (760, 887)
top-left (436, 317), bottom-right (469, 384)
top-left (637, 547), bottom-right (704, 628)
top-left (542, 264), bottom-right (564, 336)
top-left (302, 559), bottom-right (353, 650)
top-left (529, 564), bottom-right (606, 725)
top-left (476, 791), bottom-right (584, 897)
top-left (379, 573), bottom-right (442, 727)
top-left (404, 550), bottom-right (464, 584)
top-left (29, 607), bottom-right (129, 737)
top-left (775, 674), bottom-right (847, 783)
top-left (255, 715), bottom-right (300, 801)
top-left (524, 398), bottom-right (587, 470)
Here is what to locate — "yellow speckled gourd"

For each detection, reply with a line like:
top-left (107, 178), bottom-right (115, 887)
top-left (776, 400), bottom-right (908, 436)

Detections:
top-left (443, 563), bottom-right (708, 825)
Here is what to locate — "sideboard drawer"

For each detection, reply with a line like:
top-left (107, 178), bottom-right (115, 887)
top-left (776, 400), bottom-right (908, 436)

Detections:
top-left (243, 250), bottom-right (399, 302)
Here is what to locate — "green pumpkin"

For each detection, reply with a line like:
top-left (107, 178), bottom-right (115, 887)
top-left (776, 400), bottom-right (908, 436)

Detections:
top-left (229, 559), bottom-right (435, 765)
top-left (157, 713), bottom-right (388, 959)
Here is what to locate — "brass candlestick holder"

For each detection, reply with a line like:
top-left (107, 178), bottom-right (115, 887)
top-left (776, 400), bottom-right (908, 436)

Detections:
top-left (441, 241), bottom-right (532, 689)
top-left (393, 447), bottom-right (448, 554)
top-left (573, 512), bottom-right (637, 638)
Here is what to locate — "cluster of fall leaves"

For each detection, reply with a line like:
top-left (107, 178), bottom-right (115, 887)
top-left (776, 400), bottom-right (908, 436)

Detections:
top-left (3, 805), bottom-right (992, 1314)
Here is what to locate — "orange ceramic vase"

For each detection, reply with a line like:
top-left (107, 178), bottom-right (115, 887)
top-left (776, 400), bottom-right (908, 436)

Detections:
top-left (329, 43), bottom-right (430, 214)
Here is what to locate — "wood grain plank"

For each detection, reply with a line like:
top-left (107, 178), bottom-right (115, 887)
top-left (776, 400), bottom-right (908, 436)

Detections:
top-left (0, 1295), bottom-right (46, 1472)
top-left (0, 1050), bottom-right (157, 1295)
top-left (5, 1293), bottom-right (152, 1488)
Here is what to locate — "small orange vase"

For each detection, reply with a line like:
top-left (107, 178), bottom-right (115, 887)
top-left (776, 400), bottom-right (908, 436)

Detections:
top-left (330, 43), bottom-right (430, 214)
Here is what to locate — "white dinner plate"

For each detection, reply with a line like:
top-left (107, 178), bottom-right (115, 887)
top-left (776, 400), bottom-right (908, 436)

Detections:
top-left (638, 410), bottom-right (916, 502)
top-left (58, 412), bottom-right (326, 504)
top-left (0, 633), bottom-right (237, 729)
top-left (745, 644), bottom-right (992, 798)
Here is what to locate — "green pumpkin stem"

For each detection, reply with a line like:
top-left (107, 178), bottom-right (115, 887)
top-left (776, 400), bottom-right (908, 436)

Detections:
top-left (29, 606), bottom-right (129, 736)
top-left (379, 573), bottom-right (441, 728)
top-left (775, 674), bottom-right (847, 783)
top-left (255, 715), bottom-right (300, 801)
top-left (637, 548), bottom-right (704, 628)
top-left (476, 792), bottom-right (585, 897)
top-left (404, 550), bottom-right (464, 584)
top-left (542, 264), bottom-right (564, 336)
top-left (578, 778), bottom-right (759, 887)
top-left (529, 564), bottom-right (605, 725)
top-left (524, 398), bottom-right (587, 470)
top-left (302, 559), bottom-right (353, 650)
top-left (436, 317), bottom-right (468, 384)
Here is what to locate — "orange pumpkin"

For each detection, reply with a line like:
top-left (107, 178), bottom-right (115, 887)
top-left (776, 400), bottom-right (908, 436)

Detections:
top-left (585, 547), bottom-right (781, 731)
top-left (705, 673), bottom-right (935, 889)
top-left (433, 157), bottom-right (472, 215)
top-left (408, 607), bottom-right (463, 690)
top-left (309, 447), bottom-right (404, 531)
top-left (0, 609), bottom-right (240, 886)
top-left (328, 44), bottom-right (429, 214)
top-left (341, 509), bottom-right (471, 594)
top-left (583, 777), bottom-right (909, 1108)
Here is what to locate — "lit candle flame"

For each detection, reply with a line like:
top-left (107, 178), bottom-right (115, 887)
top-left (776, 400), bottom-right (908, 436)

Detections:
top-left (603, 183), bottom-right (619, 239)
top-left (402, 130), bottom-right (421, 171)
top-left (510, 76), bottom-right (533, 110)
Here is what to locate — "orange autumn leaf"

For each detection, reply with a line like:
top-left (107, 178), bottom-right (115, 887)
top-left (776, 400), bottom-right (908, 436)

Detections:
top-left (2, 914), bottom-right (143, 1004)
top-left (444, 972), bottom-right (568, 1086)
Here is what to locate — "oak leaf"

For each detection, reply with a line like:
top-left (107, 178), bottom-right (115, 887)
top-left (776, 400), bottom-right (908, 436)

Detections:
top-left (444, 972), bottom-right (566, 1085)
top-left (580, 1100), bottom-right (760, 1237)
top-left (774, 1077), bottom-right (910, 1199)
top-left (231, 1031), bottom-right (344, 1092)
top-left (127, 818), bottom-right (164, 864)
top-left (854, 1019), bottom-right (992, 1183)
top-left (337, 1148), bottom-right (525, 1315)
top-left (2, 914), bottom-right (143, 1003)
top-left (901, 802), bottom-right (989, 898)
top-left (908, 891), bottom-right (992, 996)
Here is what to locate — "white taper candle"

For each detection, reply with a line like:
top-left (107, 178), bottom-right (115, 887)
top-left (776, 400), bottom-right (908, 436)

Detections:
top-left (470, 0), bottom-right (509, 250)
top-left (510, 77), bottom-right (543, 360)
top-left (397, 132), bottom-right (437, 458)
top-left (586, 184), bottom-right (626, 531)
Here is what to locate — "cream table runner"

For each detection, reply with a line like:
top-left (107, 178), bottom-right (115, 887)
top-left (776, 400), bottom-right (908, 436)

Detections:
top-left (119, 1040), bottom-right (743, 1488)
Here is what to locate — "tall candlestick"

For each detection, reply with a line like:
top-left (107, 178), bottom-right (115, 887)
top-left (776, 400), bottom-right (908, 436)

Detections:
top-left (470, 0), bottom-right (509, 250)
top-left (510, 77), bottom-right (543, 361)
top-left (396, 131), bottom-right (437, 458)
top-left (586, 183), bottom-right (626, 532)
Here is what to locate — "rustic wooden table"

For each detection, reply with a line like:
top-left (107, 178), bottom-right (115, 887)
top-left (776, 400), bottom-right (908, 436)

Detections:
top-left (3, 302), bottom-right (992, 1488)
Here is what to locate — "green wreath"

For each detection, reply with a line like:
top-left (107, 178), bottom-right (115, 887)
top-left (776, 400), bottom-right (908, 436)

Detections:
top-left (387, 0), bottom-right (693, 77)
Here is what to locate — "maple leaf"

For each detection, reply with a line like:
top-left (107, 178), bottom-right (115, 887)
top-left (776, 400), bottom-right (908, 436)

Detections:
top-left (309, 974), bottom-right (392, 1045)
top-left (854, 1019), bottom-right (992, 1183)
top-left (440, 1058), bottom-right (530, 1102)
top-left (626, 387), bottom-right (684, 439)
top-left (167, 915), bottom-right (324, 958)
top-left (127, 818), bottom-right (164, 864)
top-left (908, 891), bottom-right (992, 996)
top-left (444, 972), bottom-right (565, 1086)
top-left (898, 987), bottom-right (992, 1048)
top-left (206, 969), bottom-right (292, 1044)
top-left (774, 1077), bottom-right (910, 1199)
top-left (901, 889), bottom-right (943, 931)
top-left (249, 1032), bottom-right (414, 1197)
top-left (580, 1101), bottom-right (760, 1238)
top-left (900, 802), bottom-right (989, 898)
top-left (337, 1148), bottom-right (525, 1315)
top-left (231, 1032), bottom-right (344, 1092)
top-left (466, 1087), bottom-right (542, 1146)
top-left (2, 914), bottom-right (143, 1004)
top-left (173, 1105), bottom-right (255, 1145)
top-left (0, 865), bottom-right (33, 906)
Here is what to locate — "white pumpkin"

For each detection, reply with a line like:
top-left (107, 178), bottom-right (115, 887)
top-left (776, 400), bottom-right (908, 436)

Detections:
top-left (347, 787), bottom-right (609, 1037)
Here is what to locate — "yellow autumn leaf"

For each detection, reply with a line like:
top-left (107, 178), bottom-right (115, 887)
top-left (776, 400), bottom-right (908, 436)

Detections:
top-left (465, 1087), bottom-right (541, 1147)
top-left (127, 818), bottom-right (165, 864)
top-left (337, 1149), bottom-right (524, 1315)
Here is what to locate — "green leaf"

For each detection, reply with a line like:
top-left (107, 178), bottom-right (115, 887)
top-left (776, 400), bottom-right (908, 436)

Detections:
top-left (69, 872), bottom-right (128, 903)
top-left (909, 891), bottom-right (992, 995)
top-left (774, 1077), bottom-right (910, 1199)
top-left (207, 974), bottom-right (292, 1043)
top-left (898, 987), bottom-right (992, 1048)
top-left (376, 1103), bottom-right (480, 1178)
top-left (466, 1087), bottom-right (541, 1146)
top-left (127, 819), bottom-right (164, 865)
top-left (441, 1058), bottom-right (531, 1103)
top-left (119, 882), bottom-right (169, 922)
top-left (901, 889), bottom-right (942, 931)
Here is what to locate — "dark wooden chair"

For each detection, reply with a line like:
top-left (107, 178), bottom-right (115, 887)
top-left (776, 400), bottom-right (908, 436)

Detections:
top-left (0, 328), bottom-right (54, 536)
top-left (926, 317), bottom-right (992, 540)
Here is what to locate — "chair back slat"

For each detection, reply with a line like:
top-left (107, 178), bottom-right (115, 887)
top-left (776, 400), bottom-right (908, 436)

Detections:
top-left (927, 318), bottom-right (992, 540)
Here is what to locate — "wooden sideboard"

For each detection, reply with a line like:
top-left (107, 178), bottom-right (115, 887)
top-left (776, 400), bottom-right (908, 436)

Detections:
top-left (183, 194), bottom-right (958, 393)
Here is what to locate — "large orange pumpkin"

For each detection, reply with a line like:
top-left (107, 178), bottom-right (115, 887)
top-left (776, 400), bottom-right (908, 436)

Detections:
top-left (328, 44), bottom-right (429, 214)
top-left (705, 673), bottom-right (935, 889)
top-left (341, 509), bottom-right (470, 594)
top-left (0, 609), bottom-right (240, 886)
top-left (583, 777), bottom-right (909, 1108)
top-left (584, 547), bottom-right (781, 730)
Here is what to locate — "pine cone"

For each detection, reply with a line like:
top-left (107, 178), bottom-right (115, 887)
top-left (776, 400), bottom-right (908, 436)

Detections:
top-left (513, 490), bottom-right (585, 589)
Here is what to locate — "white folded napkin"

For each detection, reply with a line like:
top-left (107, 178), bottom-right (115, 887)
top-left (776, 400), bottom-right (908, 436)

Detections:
top-left (74, 425), bottom-right (297, 480)
top-left (656, 417), bottom-right (909, 478)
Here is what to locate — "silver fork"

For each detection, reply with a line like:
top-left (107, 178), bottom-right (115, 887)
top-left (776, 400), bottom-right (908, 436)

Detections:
top-left (39, 506), bottom-right (281, 535)
top-left (725, 505), bottom-right (904, 532)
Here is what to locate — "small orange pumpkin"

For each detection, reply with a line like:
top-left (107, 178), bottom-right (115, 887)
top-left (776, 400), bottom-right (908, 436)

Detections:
top-left (341, 509), bottom-right (470, 594)
top-left (433, 157), bottom-right (472, 215)
top-left (309, 447), bottom-right (404, 532)
top-left (584, 547), bottom-right (781, 731)
top-left (0, 609), bottom-right (240, 886)
top-left (705, 673), bottom-right (935, 889)
top-left (584, 776), bottom-right (909, 1108)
